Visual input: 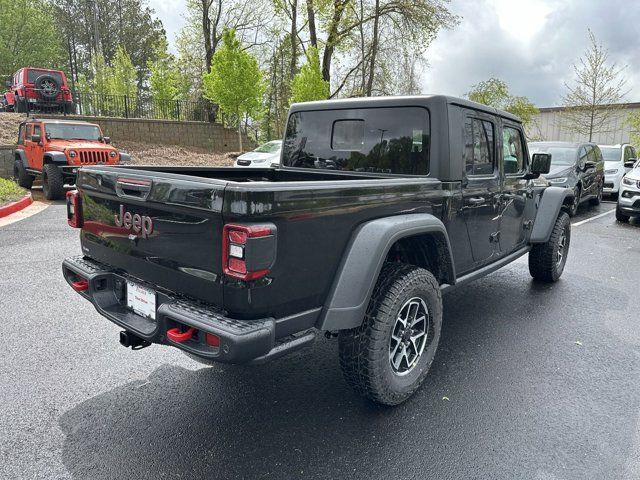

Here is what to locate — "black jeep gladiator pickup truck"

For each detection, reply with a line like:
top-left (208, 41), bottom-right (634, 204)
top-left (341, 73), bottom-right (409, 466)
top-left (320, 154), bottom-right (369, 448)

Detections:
top-left (63, 95), bottom-right (572, 405)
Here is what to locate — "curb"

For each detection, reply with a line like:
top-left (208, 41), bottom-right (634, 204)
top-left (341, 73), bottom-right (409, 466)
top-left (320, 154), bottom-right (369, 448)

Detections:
top-left (0, 193), bottom-right (33, 219)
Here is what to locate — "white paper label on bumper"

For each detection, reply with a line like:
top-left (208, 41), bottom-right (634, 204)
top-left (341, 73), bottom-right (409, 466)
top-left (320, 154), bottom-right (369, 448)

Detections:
top-left (127, 281), bottom-right (156, 320)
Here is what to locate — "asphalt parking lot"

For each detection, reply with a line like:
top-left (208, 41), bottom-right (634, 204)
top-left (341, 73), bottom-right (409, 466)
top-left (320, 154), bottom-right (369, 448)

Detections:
top-left (1, 197), bottom-right (639, 480)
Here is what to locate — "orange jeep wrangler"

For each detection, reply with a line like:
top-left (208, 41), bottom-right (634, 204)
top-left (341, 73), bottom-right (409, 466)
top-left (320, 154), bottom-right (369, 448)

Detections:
top-left (14, 119), bottom-right (129, 200)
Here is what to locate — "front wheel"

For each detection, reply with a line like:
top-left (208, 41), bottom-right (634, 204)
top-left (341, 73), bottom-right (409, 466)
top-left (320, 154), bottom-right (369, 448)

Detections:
top-left (566, 186), bottom-right (580, 217)
top-left (338, 263), bottom-right (443, 406)
top-left (42, 164), bottom-right (65, 200)
top-left (529, 212), bottom-right (571, 282)
top-left (616, 206), bottom-right (630, 223)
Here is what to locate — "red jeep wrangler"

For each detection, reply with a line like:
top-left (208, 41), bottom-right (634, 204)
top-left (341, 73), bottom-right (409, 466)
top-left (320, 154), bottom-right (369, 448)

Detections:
top-left (4, 67), bottom-right (74, 114)
top-left (14, 119), bottom-right (130, 200)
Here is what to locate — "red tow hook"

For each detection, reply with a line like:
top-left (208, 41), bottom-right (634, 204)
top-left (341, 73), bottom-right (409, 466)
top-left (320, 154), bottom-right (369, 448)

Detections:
top-left (166, 327), bottom-right (196, 343)
top-left (71, 279), bottom-right (89, 292)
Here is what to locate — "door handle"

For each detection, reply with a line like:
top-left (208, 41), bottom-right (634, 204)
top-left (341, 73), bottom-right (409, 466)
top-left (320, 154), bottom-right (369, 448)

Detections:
top-left (467, 197), bottom-right (485, 205)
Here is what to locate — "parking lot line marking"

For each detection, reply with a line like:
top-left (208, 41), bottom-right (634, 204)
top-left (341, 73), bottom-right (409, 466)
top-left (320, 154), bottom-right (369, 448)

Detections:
top-left (0, 201), bottom-right (50, 228)
top-left (572, 208), bottom-right (616, 227)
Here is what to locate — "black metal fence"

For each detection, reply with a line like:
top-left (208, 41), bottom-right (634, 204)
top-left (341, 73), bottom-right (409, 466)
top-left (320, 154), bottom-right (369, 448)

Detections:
top-left (17, 90), bottom-right (217, 123)
top-left (72, 92), bottom-right (216, 122)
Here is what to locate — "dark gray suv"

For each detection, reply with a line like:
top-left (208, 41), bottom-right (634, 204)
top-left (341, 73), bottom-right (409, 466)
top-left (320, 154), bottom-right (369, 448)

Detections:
top-left (529, 141), bottom-right (605, 216)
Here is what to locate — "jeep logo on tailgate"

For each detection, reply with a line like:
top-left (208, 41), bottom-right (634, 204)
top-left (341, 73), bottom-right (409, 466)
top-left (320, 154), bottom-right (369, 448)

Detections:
top-left (114, 205), bottom-right (153, 238)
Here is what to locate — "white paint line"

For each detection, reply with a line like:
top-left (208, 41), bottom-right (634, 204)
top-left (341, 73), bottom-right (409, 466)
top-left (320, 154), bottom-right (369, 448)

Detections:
top-left (0, 201), bottom-right (50, 228)
top-left (572, 208), bottom-right (616, 227)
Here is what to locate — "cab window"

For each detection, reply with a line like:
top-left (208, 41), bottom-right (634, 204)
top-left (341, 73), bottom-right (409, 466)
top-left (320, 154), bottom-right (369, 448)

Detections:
top-left (502, 126), bottom-right (526, 174)
top-left (464, 118), bottom-right (495, 176)
top-left (32, 125), bottom-right (41, 141)
top-left (25, 124), bottom-right (33, 141)
top-left (578, 146), bottom-right (588, 168)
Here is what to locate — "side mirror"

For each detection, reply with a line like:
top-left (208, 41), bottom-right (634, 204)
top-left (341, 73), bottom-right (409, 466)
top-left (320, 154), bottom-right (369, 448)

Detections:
top-left (526, 153), bottom-right (552, 179)
top-left (103, 136), bottom-right (111, 144)
top-left (31, 134), bottom-right (41, 144)
top-left (5, 80), bottom-right (11, 88)
top-left (624, 159), bottom-right (636, 169)
top-left (584, 160), bottom-right (596, 170)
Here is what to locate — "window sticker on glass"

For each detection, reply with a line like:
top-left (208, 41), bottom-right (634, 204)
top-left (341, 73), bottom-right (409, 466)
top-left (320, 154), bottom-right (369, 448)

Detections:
top-left (332, 120), bottom-right (365, 151)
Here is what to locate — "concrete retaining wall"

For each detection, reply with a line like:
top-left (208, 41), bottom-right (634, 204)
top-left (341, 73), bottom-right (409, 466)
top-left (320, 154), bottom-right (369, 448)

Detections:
top-left (39, 115), bottom-right (252, 151)
top-left (0, 146), bottom-right (14, 179)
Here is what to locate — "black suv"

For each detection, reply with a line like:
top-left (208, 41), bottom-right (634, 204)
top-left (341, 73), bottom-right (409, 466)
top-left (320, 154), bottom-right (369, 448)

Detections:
top-left (529, 142), bottom-right (605, 216)
top-left (63, 95), bottom-right (574, 405)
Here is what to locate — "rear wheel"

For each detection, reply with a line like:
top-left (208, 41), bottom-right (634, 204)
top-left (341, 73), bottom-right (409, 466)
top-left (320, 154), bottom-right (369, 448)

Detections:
top-left (589, 181), bottom-right (603, 205)
top-left (616, 206), bottom-right (630, 223)
top-left (42, 164), bottom-right (65, 200)
top-left (529, 212), bottom-right (571, 282)
top-left (13, 160), bottom-right (33, 189)
top-left (338, 263), bottom-right (442, 406)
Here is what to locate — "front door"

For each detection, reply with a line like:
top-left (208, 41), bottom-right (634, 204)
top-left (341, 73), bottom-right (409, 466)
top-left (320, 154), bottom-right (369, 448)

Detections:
top-left (461, 114), bottom-right (501, 265)
top-left (31, 124), bottom-right (44, 170)
top-left (498, 124), bottom-right (529, 254)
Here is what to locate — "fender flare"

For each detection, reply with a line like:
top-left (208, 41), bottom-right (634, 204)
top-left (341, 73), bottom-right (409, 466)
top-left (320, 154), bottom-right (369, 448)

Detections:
top-left (317, 214), bottom-right (455, 331)
top-left (43, 152), bottom-right (68, 164)
top-left (14, 149), bottom-right (28, 168)
top-left (529, 186), bottom-right (574, 244)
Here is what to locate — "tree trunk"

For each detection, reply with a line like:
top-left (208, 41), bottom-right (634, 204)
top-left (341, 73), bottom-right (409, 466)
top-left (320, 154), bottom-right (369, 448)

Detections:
top-left (322, 0), bottom-right (346, 82)
top-left (290, 0), bottom-right (298, 79)
top-left (238, 112), bottom-right (243, 151)
top-left (307, 0), bottom-right (317, 48)
top-left (202, 0), bottom-right (213, 73)
top-left (365, 0), bottom-right (380, 96)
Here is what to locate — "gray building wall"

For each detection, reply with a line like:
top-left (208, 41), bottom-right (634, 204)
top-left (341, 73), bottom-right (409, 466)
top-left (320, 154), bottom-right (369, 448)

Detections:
top-left (526, 103), bottom-right (640, 145)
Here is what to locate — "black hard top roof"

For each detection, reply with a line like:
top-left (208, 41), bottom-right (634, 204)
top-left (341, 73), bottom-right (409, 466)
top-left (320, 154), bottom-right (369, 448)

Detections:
top-left (288, 94), bottom-right (522, 123)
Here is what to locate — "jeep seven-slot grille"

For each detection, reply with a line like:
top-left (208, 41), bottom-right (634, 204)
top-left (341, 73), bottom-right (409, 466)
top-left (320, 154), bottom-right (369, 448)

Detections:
top-left (79, 151), bottom-right (109, 164)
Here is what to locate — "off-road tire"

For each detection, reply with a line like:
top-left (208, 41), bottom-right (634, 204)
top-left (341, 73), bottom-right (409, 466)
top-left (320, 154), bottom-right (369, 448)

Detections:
top-left (14, 96), bottom-right (26, 113)
top-left (13, 159), bottom-right (33, 189)
top-left (42, 164), bottom-right (65, 200)
top-left (615, 207), bottom-right (630, 223)
top-left (529, 212), bottom-right (571, 282)
top-left (338, 263), bottom-right (443, 406)
top-left (589, 182), bottom-right (603, 205)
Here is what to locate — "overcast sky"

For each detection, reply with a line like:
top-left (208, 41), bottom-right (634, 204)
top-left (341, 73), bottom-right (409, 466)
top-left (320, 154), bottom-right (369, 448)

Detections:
top-left (149, 0), bottom-right (640, 107)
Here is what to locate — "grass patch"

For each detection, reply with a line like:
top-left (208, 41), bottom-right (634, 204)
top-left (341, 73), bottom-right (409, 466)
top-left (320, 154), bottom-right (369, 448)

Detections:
top-left (0, 177), bottom-right (27, 206)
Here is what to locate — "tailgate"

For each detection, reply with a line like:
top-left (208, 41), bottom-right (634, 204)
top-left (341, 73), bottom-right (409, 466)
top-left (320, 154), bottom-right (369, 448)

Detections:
top-left (76, 167), bottom-right (227, 306)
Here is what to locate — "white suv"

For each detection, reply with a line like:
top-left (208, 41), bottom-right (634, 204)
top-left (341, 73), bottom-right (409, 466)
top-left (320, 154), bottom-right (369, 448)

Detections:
top-left (599, 144), bottom-right (636, 197)
top-left (616, 159), bottom-right (640, 222)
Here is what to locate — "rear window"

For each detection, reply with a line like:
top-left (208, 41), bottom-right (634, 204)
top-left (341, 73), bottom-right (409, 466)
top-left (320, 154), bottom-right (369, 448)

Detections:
top-left (26, 70), bottom-right (63, 84)
top-left (282, 107), bottom-right (430, 175)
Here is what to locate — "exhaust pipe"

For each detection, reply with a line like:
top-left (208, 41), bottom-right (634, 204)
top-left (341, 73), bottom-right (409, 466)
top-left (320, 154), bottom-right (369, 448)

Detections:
top-left (119, 330), bottom-right (150, 350)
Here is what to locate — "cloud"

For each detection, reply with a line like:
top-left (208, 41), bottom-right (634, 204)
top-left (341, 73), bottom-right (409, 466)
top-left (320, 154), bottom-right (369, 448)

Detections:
top-left (422, 0), bottom-right (640, 106)
top-left (149, 0), bottom-right (186, 50)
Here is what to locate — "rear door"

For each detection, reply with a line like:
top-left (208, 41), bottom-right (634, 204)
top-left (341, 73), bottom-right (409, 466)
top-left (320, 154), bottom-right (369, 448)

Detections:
top-left (461, 112), bottom-right (501, 265)
top-left (77, 167), bottom-right (228, 306)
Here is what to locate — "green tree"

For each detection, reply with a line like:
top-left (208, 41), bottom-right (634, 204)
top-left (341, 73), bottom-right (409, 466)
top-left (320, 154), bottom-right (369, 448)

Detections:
top-left (202, 29), bottom-right (264, 150)
top-left (149, 39), bottom-right (179, 101)
top-left (626, 113), bottom-right (640, 151)
top-left (0, 0), bottom-right (64, 74)
top-left (466, 78), bottom-right (539, 126)
top-left (108, 46), bottom-right (138, 97)
top-left (290, 46), bottom-right (329, 103)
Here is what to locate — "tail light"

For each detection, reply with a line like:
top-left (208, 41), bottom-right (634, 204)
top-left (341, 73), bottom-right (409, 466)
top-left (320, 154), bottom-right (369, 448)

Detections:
top-left (222, 224), bottom-right (276, 280)
top-left (66, 190), bottom-right (83, 228)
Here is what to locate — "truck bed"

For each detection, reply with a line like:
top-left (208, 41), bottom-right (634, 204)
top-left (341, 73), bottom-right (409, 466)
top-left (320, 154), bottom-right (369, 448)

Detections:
top-left (74, 165), bottom-right (444, 321)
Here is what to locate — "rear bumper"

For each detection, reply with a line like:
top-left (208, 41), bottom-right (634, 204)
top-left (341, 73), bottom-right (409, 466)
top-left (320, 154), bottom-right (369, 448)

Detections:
top-left (62, 255), bottom-right (316, 364)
